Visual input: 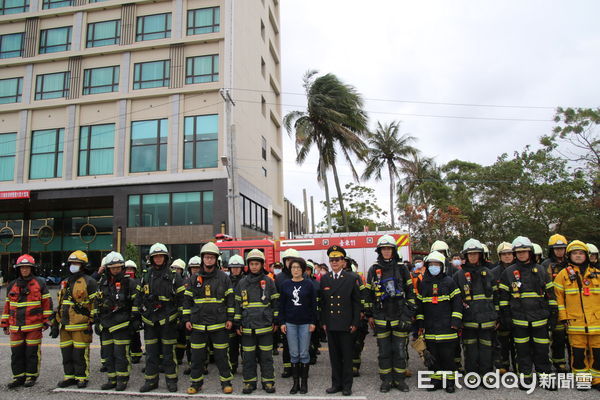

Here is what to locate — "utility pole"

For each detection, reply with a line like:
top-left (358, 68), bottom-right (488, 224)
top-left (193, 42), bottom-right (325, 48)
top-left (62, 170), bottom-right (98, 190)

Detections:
top-left (303, 189), bottom-right (308, 234)
top-left (220, 88), bottom-right (237, 238)
top-left (310, 195), bottom-right (315, 233)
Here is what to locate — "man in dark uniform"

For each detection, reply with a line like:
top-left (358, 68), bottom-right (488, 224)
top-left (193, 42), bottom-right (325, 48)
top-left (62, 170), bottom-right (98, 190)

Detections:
top-left (320, 245), bottom-right (361, 396)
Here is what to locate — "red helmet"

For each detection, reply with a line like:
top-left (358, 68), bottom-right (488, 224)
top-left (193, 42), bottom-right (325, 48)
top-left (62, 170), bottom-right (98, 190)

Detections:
top-left (15, 254), bottom-right (35, 268)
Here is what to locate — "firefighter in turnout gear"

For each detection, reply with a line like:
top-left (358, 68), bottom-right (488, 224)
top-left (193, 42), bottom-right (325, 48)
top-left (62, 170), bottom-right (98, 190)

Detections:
top-left (137, 243), bottom-right (186, 393)
top-left (227, 255), bottom-right (245, 373)
top-left (554, 241), bottom-right (600, 390)
top-left (124, 260), bottom-right (143, 364)
top-left (235, 249), bottom-right (279, 394)
top-left (183, 242), bottom-right (235, 394)
top-left (542, 233), bottom-right (569, 372)
top-left (2, 254), bottom-right (53, 388)
top-left (454, 239), bottom-right (497, 379)
top-left (415, 251), bottom-right (463, 393)
top-left (95, 252), bottom-right (139, 391)
top-left (54, 250), bottom-right (98, 388)
top-left (365, 234), bottom-right (416, 393)
top-left (588, 243), bottom-right (599, 266)
top-left (499, 236), bottom-right (557, 388)
top-left (492, 242), bottom-right (516, 373)
top-left (171, 259), bottom-right (191, 368)
top-left (346, 257), bottom-right (368, 378)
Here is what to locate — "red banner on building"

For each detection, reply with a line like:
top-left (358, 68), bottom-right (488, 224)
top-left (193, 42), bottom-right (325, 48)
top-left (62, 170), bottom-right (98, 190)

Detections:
top-left (0, 191), bottom-right (30, 200)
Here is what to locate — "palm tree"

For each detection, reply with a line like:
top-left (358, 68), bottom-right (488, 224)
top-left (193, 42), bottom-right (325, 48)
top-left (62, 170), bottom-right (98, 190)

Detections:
top-left (362, 121), bottom-right (418, 228)
top-left (283, 70), bottom-right (368, 232)
top-left (397, 154), bottom-right (440, 219)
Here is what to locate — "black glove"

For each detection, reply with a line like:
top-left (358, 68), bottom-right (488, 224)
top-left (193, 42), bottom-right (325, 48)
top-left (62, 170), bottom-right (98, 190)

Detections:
top-left (500, 317), bottom-right (512, 331)
top-left (548, 316), bottom-right (557, 331)
top-left (94, 323), bottom-right (102, 336)
top-left (131, 319), bottom-right (142, 332)
top-left (50, 324), bottom-right (60, 338)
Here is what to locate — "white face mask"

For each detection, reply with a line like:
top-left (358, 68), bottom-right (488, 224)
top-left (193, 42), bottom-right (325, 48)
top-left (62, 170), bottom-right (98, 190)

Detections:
top-left (414, 262), bottom-right (424, 269)
top-left (452, 259), bottom-right (462, 266)
top-left (69, 264), bottom-right (80, 274)
top-left (274, 268), bottom-right (282, 275)
top-left (224, 271), bottom-right (230, 276)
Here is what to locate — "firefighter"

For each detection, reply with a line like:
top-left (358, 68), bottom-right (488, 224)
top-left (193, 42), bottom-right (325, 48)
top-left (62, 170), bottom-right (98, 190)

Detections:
top-left (431, 240), bottom-right (459, 276)
top-left (235, 249), bottom-right (278, 394)
top-left (137, 243), bottom-right (186, 393)
top-left (554, 241), bottom-right (600, 390)
top-left (415, 251), bottom-right (462, 393)
top-left (588, 243), bottom-right (599, 267)
top-left (491, 242), bottom-right (516, 373)
top-left (171, 259), bottom-right (191, 369)
top-left (499, 236), bottom-right (556, 388)
top-left (542, 233), bottom-right (569, 372)
top-left (1, 254), bottom-right (53, 388)
top-left (184, 256), bottom-right (203, 375)
top-left (94, 251), bottom-right (139, 391)
top-left (227, 255), bottom-right (245, 373)
top-left (533, 244), bottom-right (544, 264)
top-left (52, 250), bottom-right (98, 388)
top-left (366, 234), bottom-right (416, 392)
top-left (454, 239), bottom-right (497, 381)
top-left (275, 248), bottom-right (300, 378)
top-left (123, 260), bottom-right (143, 364)
top-left (183, 242), bottom-right (235, 394)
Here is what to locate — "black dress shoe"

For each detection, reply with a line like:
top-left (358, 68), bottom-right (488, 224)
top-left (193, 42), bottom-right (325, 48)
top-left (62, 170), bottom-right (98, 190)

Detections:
top-left (342, 388), bottom-right (352, 396)
top-left (326, 386), bottom-right (342, 394)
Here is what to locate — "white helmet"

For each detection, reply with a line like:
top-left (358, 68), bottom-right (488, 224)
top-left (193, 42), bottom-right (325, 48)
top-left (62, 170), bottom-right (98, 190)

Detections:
top-left (101, 255), bottom-right (109, 267)
top-left (105, 251), bottom-right (125, 267)
top-left (149, 243), bottom-right (169, 257)
top-left (246, 249), bottom-right (266, 263)
top-left (462, 238), bottom-right (484, 254)
top-left (425, 251), bottom-right (446, 265)
top-left (431, 240), bottom-right (449, 254)
top-left (497, 242), bottom-right (513, 255)
top-left (482, 244), bottom-right (490, 257)
top-left (586, 243), bottom-right (599, 255)
top-left (377, 234), bottom-right (397, 249)
top-left (171, 258), bottom-right (186, 270)
top-left (227, 255), bottom-right (245, 268)
top-left (512, 236), bottom-right (533, 251)
top-left (124, 260), bottom-right (137, 270)
top-left (532, 243), bottom-right (543, 256)
top-left (200, 242), bottom-right (220, 257)
top-left (282, 248), bottom-right (300, 261)
top-left (188, 256), bottom-right (202, 267)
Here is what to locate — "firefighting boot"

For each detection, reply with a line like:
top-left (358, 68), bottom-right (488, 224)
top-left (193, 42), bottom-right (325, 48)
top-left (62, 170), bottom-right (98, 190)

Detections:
top-left (24, 377), bottom-right (36, 388)
top-left (115, 377), bottom-right (128, 391)
top-left (8, 377), bottom-right (25, 389)
top-left (101, 379), bottom-right (117, 390)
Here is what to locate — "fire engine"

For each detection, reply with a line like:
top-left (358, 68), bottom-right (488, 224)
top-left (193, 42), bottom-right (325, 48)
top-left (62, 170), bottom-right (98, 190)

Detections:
top-left (215, 231), bottom-right (411, 274)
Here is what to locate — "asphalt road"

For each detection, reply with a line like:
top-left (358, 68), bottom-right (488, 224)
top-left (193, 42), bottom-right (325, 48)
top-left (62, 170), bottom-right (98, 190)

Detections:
top-left (1, 327), bottom-right (597, 400)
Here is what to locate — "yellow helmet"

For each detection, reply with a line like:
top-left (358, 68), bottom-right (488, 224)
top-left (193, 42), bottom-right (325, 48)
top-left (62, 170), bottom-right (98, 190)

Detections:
top-left (246, 249), bottom-right (265, 263)
top-left (200, 242), bottom-right (220, 257)
top-left (497, 242), bottom-right (513, 255)
top-left (566, 240), bottom-right (588, 254)
top-left (68, 250), bottom-right (88, 264)
top-left (548, 234), bottom-right (568, 249)
top-left (586, 243), bottom-right (599, 255)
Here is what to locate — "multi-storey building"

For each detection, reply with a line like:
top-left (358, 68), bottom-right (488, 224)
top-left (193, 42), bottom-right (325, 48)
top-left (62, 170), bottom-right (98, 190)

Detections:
top-left (0, 0), bottom-right (284, 275)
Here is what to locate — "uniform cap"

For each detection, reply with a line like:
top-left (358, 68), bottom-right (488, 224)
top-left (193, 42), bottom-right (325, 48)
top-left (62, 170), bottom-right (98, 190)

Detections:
top-left (327, 245), bottom-right (346, 258)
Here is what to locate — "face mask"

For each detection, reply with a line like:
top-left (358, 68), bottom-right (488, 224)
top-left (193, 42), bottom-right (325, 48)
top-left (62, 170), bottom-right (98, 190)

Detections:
top-left (414, 262), bottom-right (423, 270)
top-left (124, 271), bottom-right (135, 279)
top-left (452, 259), bottom-right (462, 266)
top-left (274, 268), bottom-right (282, 275)
top-left (69, 264), bottom-right (80, 274)
top-left (224, 271), bottom-right (230, 276)
top-left (428, 265), bottom-right (441, 276)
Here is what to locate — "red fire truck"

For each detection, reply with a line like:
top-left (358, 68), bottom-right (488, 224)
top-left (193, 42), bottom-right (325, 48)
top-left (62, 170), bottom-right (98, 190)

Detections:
top-left (215, 231), bottom-right (411, 274)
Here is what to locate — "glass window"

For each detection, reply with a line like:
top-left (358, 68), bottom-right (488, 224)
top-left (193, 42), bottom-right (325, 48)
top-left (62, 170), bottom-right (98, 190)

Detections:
top-left (185, 54), bottom-right (219, 84)
top-left (133, 60), bottom-right (170, 90)
top-left (86, 20), bottom-right (120, 48)
top-left (172, 192), bottom-right (200, 225)
top-left (82, 66), bottom-right (119, 95)
top-left (128, 195), bottom-right (140, 227)
top-left (0, 132), bottom-right (16, 181)
top-left (141, 193), bottom-right (169, 227)
top-left (35, 72), bottom-right (70, 100)
top-left (42, 0), bottom-right (72, 9)
top-left (0, 32), bottom-right (23, 59)
top-left (0, 0), bottom-right (29, 14)
top-left (30, 128), bottom-right (64, 179)
top-left (261, 136), bottom-right (267, 160)
top-left (136, 13), bottom-right (171, 42)
top-left (79, 124), bottom-right (114, 176)
top-left (241, 194), bottom-right (268, 233)
top-left (183, 114), bottom-right (218, 169)
top-left (39, 26), bottom-right (71, 54)
top-left (130, 119), bottom-right (167, 172)
top-left (202, 191), bottom-right (213, 224)
top-left (187, 7), bottom-right (220, 35)
top-left (0, 77), bottom-right (22, 104)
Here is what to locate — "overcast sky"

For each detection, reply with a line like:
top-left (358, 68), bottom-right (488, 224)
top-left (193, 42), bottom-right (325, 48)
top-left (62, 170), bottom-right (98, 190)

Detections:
top-left (279, 0), bottom-right (600, 230)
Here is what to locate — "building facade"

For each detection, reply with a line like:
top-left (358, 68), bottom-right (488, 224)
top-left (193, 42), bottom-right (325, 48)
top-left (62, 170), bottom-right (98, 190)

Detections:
top-left (0, 0), bottom-right (284, 276)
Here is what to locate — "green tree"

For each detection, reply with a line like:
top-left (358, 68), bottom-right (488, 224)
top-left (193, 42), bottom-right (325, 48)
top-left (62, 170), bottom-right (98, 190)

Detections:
top-left (124, 242), bottom-right (140, 268)
top-left (284, 70), bottom-right (368, 233)
top-left (362, 121), bottom-right (418, 228)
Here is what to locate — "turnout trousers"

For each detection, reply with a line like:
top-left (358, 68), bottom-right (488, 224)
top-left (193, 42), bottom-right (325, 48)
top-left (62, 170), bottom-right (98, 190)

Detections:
top-left (10, 330), bottom-right (43, 380)
top-left (60, 328), bottom-right (92, 381)
top-left (143, 321), bottom-right (178, 383)
top-left (494, 328), bottom-right (515, 371)
top-left (462, 324), bottom-right (495, 374)
top-left (569, 333), bottom-right (600, 386)
top-left (375, 320), bottom-right (408, 383)
top-left (426, 337), bottom-right (458, 387)
top-left (100, 328), bottom-right (131, 382)
top-left (190, 328), bottom-right (232, 386)
top-left (241, 330), bottom-right (274, 385)
top-left (512, 320), bottom-right (552, 378)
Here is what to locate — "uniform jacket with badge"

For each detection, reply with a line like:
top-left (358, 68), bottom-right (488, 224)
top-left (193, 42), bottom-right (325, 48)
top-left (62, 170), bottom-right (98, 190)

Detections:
top-left (453, 264), bottom-right (497, 327)
top-left (235, 272), bottom-right (279, 331)
top-left (319, 270), bottom-right (361, 331)
top-left (1, 276), bottom-right (53, 332)
top-left (554, 263), bottom-right (600, 335)
top-left (137, 264), bottom-right (185, 326)
top-left (498, 261), bottom-right (557, 324)
top-left (56, 272), bottom-right (98, 331)
top-left (415, 271), bottom-right (463, 336)
top-left (182, 267), bottom-right (234, 329)
top-left (95, 272), bottom-right (139, 332)
top-left (364, 257), bottom-right (416, 323)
